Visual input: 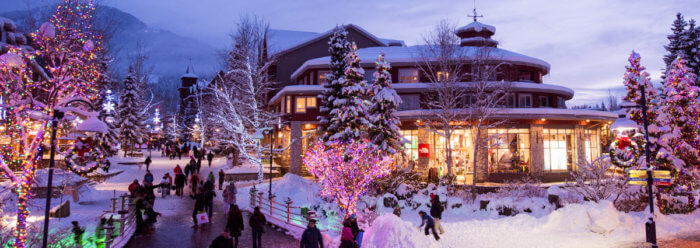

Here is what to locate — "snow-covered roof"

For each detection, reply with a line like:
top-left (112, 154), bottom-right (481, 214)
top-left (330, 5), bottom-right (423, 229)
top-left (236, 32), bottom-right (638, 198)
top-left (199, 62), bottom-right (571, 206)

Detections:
top-left (182, 63), bottom-right (198, 79)
top-left (273, 24), bottom-right (399, 56)
top-left (75, 115), bottom-right (109, 133)
top-left (610, 117), bottom-right (637, 130)
top-left (395, 108), bottom-right (618, 121)
top-left (457, 21), bottom-right (496, 34)
top-left (268, 81), bottom-right (575, 105)
top-left (290, 45), bottom-right (551, 80)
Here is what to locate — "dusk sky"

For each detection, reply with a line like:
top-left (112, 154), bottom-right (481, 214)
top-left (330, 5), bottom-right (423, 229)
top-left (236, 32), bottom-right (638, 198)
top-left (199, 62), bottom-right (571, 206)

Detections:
top-left (4, 0), bottom-right (699, 105)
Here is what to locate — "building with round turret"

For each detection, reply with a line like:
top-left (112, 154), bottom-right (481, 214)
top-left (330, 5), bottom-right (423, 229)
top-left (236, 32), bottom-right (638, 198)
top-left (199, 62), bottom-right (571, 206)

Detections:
top-left (267, 19), bottom-right (616, 183)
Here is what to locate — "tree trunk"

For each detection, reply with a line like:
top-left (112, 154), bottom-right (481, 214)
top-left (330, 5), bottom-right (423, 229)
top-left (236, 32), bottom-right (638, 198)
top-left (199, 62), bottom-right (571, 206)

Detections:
top-left (445, 131), bottom-right (453, 177)
top-left (471, 126), bottom-right (482, 188)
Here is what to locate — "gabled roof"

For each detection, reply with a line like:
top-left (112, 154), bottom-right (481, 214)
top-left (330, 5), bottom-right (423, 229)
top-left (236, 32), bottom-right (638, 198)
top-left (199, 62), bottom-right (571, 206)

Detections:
top-left (273, 24), bottom-right (391, 56)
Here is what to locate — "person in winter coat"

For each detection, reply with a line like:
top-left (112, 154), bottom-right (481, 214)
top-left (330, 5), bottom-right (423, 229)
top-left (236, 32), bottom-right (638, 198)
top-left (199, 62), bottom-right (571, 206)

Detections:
top-left (430, 195), bottom-right (445, 234)
top-left (128, 180), bottom-right (141, 196)
top-left (207, 171), bottom-right (216, 183)
top-left (175, 172), bottom-right (186, 197)
top-left (204, 178), bottom-right (214, 193)
top-left (190, 174), bottom-right (200, 195)
top-left (418, 211), bottom-right (439, 241)
top-left (208, 152), bottom-right (214, 167)
top-left (347, 214), bottom-right (360, 239)
top-left (144, 171), bottom-right (154, 184)
top-left (196, 157), bottom-right (203, 174)
top-left (339, 220), bottom-right (356, 248)
top-left (209, 231), bottom-right (234, 248)
top-left (189, 157), bottom-right (197, 170)
top-left (249, 206), bottom-right (267, 248)
top-left (225, 204), bottom-right (244, 248)
top-left (204, 186), bottom-right (216, 219)
top-left (174, 164), bottom-right (183, 175)
top-left (191, 188), bottom-right (205, 227)
top-left (218, 169), bottom-right (225, 190)
top-left (159, 175), bottom-right (170, 198)
top-left (223, 181), bottom-right (237, 212)
top-left (184, 163), bottom-right (191, 179)
top-left (300, 219), bottom-right (323, 248)
top-left (144, 156), bottom-right (152, 171)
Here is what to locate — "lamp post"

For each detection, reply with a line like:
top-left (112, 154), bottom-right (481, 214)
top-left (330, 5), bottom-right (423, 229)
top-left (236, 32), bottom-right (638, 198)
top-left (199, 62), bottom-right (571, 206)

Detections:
top-left (639, 84), bottom-right (657, 248)
top-left (252, 127), bottom-right (274, 198)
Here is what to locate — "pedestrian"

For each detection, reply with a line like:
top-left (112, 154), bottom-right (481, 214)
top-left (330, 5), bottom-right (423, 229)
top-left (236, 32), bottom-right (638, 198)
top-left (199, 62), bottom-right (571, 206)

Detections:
top-left (393, 206), bottom-right (402, 217)
top-left (223, 181), bottom-right (237, 213)
top-left (225, 204), bottom-right (244, 248)
top-left (144, 155), bottom-right (152, 171)
top-left (218, 169), bottom-right (225, 190)
top-left (174, 164), bottom-right (183, 175)
top-left (204, 184), bottom-right (216, 219)
top-left (300, 219), bottom-right (323, 248)
top-left (418, 211), bottom-right (439, 241)
top-left (208, 171), bottom-right (216, 183)
top-left (249, 206), bottom-right (266, 248)
top-left (207, 151), bottom-right (214, 167)
top-left (178, 147), bottom-right (183, 160)
top-left (160, 175), bottom-right (170, 198)
top-left (196, 156), bottom-right (202, 174)
top-left (144, 201), bottom-right (161, 233)
top-left (144, 170), bottom-right (154, 184)
top-left (175, 172), bottom-right (186, 197)
top-left (191, 187), bottom-right (205, 228)
top-left (204, 177), bottom-right (214, 193)
top-left (430, 194), bottom-right (445, 235)
top-left (193, 146), bottom-right (199, 158)
top-left (184, 163), bottom-right (191, 179)
top-left (190, 173), bottom-right (200, 196)
top-left (71, 221), bottom-right (85, 247)
top-left (339, 220), bottom-right (356, 248)
top-left (103, 160), bottom-right (111, 173)
top-left (347, 214), bottom-right (360, 239)
top-left (128, 179), bottom-right (141, 197)
top-left (189, 156), bottom-right (197, 172)
top-left (209, 231), bottom-right (234, 248)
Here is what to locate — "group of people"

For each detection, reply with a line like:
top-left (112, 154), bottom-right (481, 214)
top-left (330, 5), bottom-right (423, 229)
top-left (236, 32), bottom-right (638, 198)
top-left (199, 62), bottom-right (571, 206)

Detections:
top-left (127, 171), bottom-right (165, 234)
top-left (418, 193), bottom-right (445, 241)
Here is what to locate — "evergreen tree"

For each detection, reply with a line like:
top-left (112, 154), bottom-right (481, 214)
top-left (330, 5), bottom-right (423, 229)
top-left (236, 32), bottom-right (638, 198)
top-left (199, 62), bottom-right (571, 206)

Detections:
top-left (319, 26), bottom-right (352, 143)
top-left (96, 88), bottom-right (119, 156)
top-left (326, 42), bottom-right (370, 143)
top-left (368, 52), bottom-right (404, 154)
top-left (621, 52), bottom-right (660, 166)
top-left (118, 67), bottom-right (147, 156)
top-left (682, 20), bottom-right (700, 85)
top-left (664, 13), bottom-right (689, 70)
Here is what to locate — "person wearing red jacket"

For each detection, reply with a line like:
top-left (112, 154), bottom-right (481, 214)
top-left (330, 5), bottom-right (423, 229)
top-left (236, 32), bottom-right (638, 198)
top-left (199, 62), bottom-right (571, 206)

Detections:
top-left (173, 164), bottom-right (183, 175)
top-left (128, 180), bottom-right (141, 197)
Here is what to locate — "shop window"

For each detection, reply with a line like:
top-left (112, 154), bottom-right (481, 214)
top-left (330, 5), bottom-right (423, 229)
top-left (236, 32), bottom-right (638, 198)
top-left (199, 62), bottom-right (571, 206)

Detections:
top-left (518, 94), bottom-right (532, 108)
top-left (430, 130), bottom-right (474, 175)
top-left (295, 96), bottom-right (317, 113)
top-left (543, 128), bottom-right (575, 171)
top-left (487, 128), bottom-right (530, 173)
top-left (400, 130), bottom-right (419, 162)
top-left (398, 68), bottom-right (419, 83)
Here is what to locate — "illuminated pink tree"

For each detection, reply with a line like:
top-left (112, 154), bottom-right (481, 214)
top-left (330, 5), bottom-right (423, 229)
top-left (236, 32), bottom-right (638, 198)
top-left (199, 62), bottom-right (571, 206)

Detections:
top-left (303, 139), bottom-right (393, 217)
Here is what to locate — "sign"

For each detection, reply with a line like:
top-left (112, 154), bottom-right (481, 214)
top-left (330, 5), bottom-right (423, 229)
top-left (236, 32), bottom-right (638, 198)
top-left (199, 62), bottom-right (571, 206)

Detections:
top-left (628, 170), bottom-right (672, 186)
top-left (418, 144), bottom-right (430, 158)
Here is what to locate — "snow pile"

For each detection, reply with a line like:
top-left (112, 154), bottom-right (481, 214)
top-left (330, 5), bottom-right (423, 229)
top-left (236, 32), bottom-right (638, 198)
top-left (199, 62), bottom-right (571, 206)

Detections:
top-left (362, 214), bottom-right (436, 248)
top-left (266, 173), bottom-right (320, 207)
top-left (585, 201), bottom-right (620, 234)
top-left (33, 169), bottom-right (86, 185)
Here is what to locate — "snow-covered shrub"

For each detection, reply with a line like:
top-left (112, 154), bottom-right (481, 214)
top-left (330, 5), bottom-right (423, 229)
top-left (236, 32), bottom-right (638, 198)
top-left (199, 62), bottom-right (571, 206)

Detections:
top-left (496, 175), bottom-right (546, 199)
top-left (546, 185), bottom-right (583, 205)
top-left (367, 168), bottom-right (422, 198)
top-left (614, 185), bottom-right (648, 213)
top-left (486, 197), bottom-right (552, 216)
top-left (566, 157), bottom-right (627, 203)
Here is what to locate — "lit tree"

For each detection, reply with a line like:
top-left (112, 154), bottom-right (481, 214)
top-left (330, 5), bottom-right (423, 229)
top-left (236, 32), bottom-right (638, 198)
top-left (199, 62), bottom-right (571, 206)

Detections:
top-left (326, 42), bottom-right (371, 143)
top-left (303, 139), bottom-right (393, 217)
top-left (0, 0), bottom-right (104, 246)
top-left (368, 52), bottom-right (404, 154)
top-left (318, 27), bottom-right (352, 143)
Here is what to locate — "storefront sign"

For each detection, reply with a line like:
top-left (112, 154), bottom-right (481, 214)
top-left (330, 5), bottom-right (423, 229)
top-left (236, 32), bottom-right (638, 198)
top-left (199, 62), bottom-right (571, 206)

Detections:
top-left (418, 144), bottom-right (430, 158)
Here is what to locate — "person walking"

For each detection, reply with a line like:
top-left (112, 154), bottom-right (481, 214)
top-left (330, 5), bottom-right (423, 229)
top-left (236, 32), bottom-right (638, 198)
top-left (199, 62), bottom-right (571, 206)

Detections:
top-left (196, 156), bottom-right (203, 174)
top-left (225, 205), bottom-right (244, 248)
top-left (128, 179), bottom-right (141, 197)
top-left (222, 181), bottom-right (237, 213)
top-left (159, 175), bottom-right (170, 198)
top-left (249, 206), bottom-right (266, 248)
top-left (207, 171), bottom-right (216, 183)
top-left (218, 169), bottom-right (225, 190)
top-left (418, 211), bottom-right (440, 241)
top-left (204, 184), bottom-right (216, 219)
top-left (144, 156), bottom-right (152, 171)
top-left (209, 231), bottom-right (234, 248)
top-left (339, 220), bottom-right (356, 248)
top-left (175, 172), bottom-right (186, 197)
top-left (300, 219), bottom-right (323, 248)
top-left (207, 151), bottom-right (214, 167)
top-left (184, 163), bottom-right (191, 179)
top-left (190, 173), bottom-right (200, 196)
top-left (174, 164), bottom-right (183, 175)
top-left (144, 170), bottom-right (154, 184)
top-left (191, 188), bottom-right (205, 228)
top-left (430, 195), bottom-right (445, 234)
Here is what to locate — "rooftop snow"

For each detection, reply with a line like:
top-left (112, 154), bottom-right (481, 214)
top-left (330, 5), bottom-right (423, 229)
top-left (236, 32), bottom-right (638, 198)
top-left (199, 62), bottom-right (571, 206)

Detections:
top-left (456, 21), bottom-right (496, 34)
top-left (290, 45), bottom-right (551, 80)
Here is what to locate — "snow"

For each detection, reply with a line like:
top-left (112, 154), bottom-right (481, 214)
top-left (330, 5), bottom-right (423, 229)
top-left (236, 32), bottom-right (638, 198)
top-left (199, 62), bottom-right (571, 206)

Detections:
top-left (75, 115), bottom-right (109, 133)
top-left (224, 160), bottom-right (280, 174)
top-left (363, 214), bottom-right (435, 248)
top-left (290, 45), bottom-right (551, 80)
top-left (273, 24), bottom-right (403, 56)
top-left (395, 108), bottom-right (618, 121)
top-left (456, 21), bottom-right (497, 34)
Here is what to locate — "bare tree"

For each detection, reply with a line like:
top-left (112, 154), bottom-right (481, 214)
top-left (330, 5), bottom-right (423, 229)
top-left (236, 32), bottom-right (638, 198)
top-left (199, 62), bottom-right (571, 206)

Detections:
top-left (210, 15), bottom-right (278, 183)
top-left (566, 157), bottom-right (628, 203)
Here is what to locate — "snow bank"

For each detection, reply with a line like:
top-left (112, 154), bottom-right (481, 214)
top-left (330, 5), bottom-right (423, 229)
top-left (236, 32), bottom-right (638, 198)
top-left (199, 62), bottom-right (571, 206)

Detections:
top-left (362, 214), bottom-right (436, 248)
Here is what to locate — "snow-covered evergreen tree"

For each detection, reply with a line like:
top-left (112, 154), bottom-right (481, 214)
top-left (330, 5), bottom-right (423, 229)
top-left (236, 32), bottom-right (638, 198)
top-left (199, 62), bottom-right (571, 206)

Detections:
top-left (118, 67), bottom-right (147, 156)
top-left (326, 42), bottom-right (371, 143)
top-left (368, 52), bottom-right (404, 154)
top-left (96, 88), bottom-right (119, 156)
top-left (664, 13), bottom-right (689, 70)
top-left (318, 27), bottom-right (351, 143)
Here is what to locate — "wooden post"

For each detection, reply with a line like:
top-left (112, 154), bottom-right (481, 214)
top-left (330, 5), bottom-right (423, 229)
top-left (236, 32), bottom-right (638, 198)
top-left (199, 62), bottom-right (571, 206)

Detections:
top-left (120, 194), bottom-right (128, 212)
top-left (285, 198), bottom-right (293, 223)
top-left (110, 198), bottom-right (117, 213)
top-left (104, 225), bottom-right (115, 248)
top-left (258, 192), bottom-right (264, 208)
top-left (250, 188), bottom-right (258, 207)
top-left (118, 216), bottom-right (125, 236)
top-left (269, 195), bottom-right (275, 216)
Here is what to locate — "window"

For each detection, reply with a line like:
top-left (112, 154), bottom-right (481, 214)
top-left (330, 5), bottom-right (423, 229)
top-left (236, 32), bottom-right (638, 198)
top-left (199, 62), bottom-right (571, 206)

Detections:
top-left (463, 94), bottom-right (477, 106)
top-left (364, 69), bottom-right (376, 81)
top-left (437, 71), bottom-right (449, 81)
top-left (506, 94), bottom-right (516, 108)
top-left (488, 128), bottom-right (530, 173)
top-left (285, 96), bottom-right (291, 114)
top-left (398, 94), bottom-right (420, 110)
top-left (518, 94), bottom-right (532, 108)
top-left (295, 96), bottom-right (317, 113)
top-left (431, 130), bottom-right (474, 174)
top-left (400, 130), bottom-right (419, 162)
top-left (318, 70), bottom-right (330, 84)
top-left (539, 96), bottom-right (551, 108)
top-left (519, 71), bottom-right (533, 82)
top-left (584, 129), bottom-right (601, 163)
top-left (398, 68), bottom-right (419, 83)
top-left (543, 128), bottom-right (575, 171)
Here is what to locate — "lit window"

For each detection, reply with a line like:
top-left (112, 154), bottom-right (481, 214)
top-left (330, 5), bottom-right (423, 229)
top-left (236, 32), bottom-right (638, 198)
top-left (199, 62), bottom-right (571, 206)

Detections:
top-left (295, 96), bottom-right (317, 113)
top-left (487, 128), bottom-right (530, 173)
top-left (307, 97), bottom-right (316, 108)
top-left (318, 70), bottom-right (330, 84)
top-left (398, 68), bottom-right (419, 83)
top-left (437, 71), bottom-right (449, 81)
top-left (543, 128), bottom-right (575, 171)
top-left (518, 94), bottom-right (532, 108)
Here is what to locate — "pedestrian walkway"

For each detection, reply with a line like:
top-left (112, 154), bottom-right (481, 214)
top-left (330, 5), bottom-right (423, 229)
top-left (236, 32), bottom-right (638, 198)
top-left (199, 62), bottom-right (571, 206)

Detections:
top-left (123, 153), bottom-right (298, 248)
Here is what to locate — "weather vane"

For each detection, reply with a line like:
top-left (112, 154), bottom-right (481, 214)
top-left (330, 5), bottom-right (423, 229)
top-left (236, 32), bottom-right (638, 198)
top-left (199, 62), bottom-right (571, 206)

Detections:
top-left (468, 0), bottom-right (483, 22)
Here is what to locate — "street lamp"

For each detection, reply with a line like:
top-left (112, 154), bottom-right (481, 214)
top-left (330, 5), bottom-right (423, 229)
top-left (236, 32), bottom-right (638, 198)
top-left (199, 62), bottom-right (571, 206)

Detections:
top-left (638, 84), bottom-right (658, 248)
top-left (253, 127), bottom-right (274, 199)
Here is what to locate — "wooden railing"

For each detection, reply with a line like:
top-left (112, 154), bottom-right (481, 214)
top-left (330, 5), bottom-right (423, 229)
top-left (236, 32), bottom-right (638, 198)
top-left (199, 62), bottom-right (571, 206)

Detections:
top-left (249, 188), bottom-right (334, 234)
top-left (97, 193), bottom-right (138, 248)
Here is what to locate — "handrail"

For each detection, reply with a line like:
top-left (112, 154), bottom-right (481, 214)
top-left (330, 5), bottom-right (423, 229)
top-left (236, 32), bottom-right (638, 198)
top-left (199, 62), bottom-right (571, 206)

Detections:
top-left (249, 188), bottom-right (335, 233)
